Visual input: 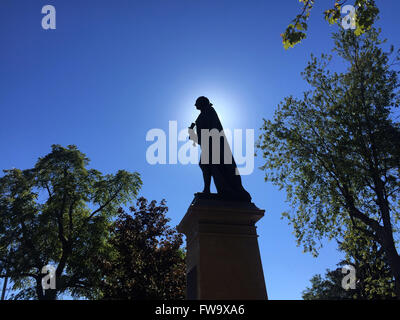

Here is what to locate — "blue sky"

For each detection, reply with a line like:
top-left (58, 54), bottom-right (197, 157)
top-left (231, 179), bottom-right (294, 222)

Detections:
top-left (1, 0), bottom-right (400, 300)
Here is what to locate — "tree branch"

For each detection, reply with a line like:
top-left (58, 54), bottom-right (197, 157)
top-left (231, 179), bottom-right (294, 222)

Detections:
top-left (87, 186), bottom-right (123, 220)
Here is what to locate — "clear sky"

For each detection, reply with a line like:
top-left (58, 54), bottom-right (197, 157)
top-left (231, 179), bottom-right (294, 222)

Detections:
top-left (1, 0), bottom-right (400, 300)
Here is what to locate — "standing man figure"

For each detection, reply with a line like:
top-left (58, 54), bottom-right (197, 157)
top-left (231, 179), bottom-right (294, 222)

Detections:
top-left (189, 96), bottom-right (251, 202)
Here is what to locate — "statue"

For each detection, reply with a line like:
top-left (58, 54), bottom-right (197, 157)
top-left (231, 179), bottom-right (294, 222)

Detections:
top-left (188, 96), bottom-right (252, 202)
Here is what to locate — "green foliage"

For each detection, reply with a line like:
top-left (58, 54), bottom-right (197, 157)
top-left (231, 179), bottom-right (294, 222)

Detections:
top-left (0, 145), bottom-right (142, 299)
top-left (339, 225), bottom-right (396, 298)
top-left (282, 0), bottom-right (313, 50)
top-left (302, 270), bottom-right (354, 300)
top-left (282, 0), bottom-right (379, 49)
top-left (303, 225), bottom-right (396, 299)
top-left (258, 28), bottom-right (400, 295)
top-left (303, 264), bottom-right (395, 300)
top-left (92, 197), bottom-right (186, 300)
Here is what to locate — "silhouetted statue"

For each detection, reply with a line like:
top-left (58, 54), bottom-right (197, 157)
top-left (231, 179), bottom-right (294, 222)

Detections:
top-left (189, 96), bottom-right (251, 202)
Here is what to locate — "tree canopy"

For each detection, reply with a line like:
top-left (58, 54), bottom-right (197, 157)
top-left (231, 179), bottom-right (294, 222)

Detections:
top-left (258, 28), bottom-right (400, 296)
top-left (93, 197), bottom-right (186, 300)
top-left (303, 226), bottom-right (396, 299)
top-left (282, 0), bottom-right (379, 49)
top-left (0, 144), bottom-right (142, 299)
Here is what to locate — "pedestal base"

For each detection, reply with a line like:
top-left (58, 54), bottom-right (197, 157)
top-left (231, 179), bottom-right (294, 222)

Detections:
top-left (177, 194), bottom-right (268, 300)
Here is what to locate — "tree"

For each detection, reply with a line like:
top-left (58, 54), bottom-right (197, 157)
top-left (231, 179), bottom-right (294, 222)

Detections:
top-left (92, 197), bottom-right (186, 300)
top-left (303, 226), bottom-right (396, 299)
top-left (303, 265), bottom-right (394, 300)
top-left (338, 225), bottom-right (396, 298)
top-left (282, 0), bottom-right (379, 49)
top-left (0, 145), bottom-right (142, 300)
top-left (302, 269), bottom-right (354, 300)
top-left (258, 28), bottom-right (400, 296)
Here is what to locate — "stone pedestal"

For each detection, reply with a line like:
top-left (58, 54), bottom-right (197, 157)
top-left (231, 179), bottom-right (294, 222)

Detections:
top-left (177, 194), bottom-right (268, 300)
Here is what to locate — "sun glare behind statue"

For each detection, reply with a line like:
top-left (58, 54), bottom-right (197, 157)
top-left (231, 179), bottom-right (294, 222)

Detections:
top-left (179, 88), bottom-right (244, 132)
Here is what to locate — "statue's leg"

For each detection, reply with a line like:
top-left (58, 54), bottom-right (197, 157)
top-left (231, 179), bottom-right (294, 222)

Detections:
top-left (200, 163), bottom-right (211, 194)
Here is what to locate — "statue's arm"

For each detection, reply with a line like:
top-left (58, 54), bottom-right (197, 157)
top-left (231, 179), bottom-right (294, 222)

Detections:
top-left (188, 127), bottom-right (198, 145)
top-left (188, 121), bottom-right (199, 146)
top-left (196, 125), bottom-right (202, 145)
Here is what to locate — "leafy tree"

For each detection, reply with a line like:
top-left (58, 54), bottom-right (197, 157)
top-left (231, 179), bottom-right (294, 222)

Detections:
top-left (338, 225), bottom-right (396, 298)
top-left (282, 0), bottom-right (379, 49)
top-left (92, 197), bottom-right (186, 300)
top-left (302, 269), bottom-right (354, 300)
top-left (303, 226), bottom-right (396, 299)
top-left (258, 28), bottom-right (400, 296)
top-left (0, 145), bottom-right (142, 300)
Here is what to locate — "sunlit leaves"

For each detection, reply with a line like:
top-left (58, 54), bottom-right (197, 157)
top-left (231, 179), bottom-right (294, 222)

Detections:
top-left (281, 0), bottom-right (313, 49)
top-left (282, 0), bottom-right (379, 49)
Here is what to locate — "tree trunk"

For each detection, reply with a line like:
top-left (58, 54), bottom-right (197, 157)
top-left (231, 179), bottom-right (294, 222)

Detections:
top-left (36, 277), bottom-right (57, 300)
top-left (376, 189), bottom-right (400, 299)
top-left (1, 277), bottom-right (8, 300)
top-left (381, 234), bottom-right (400, 299)
top-left (35, 277), bottom-right (44, 300)
top-left (43, 289), bottom-right (57, 300)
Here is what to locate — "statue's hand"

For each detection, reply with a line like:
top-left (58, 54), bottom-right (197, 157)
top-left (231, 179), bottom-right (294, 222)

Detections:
top-left (188, 128), bottom-right (198, 145)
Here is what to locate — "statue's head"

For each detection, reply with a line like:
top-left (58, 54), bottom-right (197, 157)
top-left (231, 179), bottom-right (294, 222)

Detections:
top-left (195, 96), bottom-right (213, 111)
